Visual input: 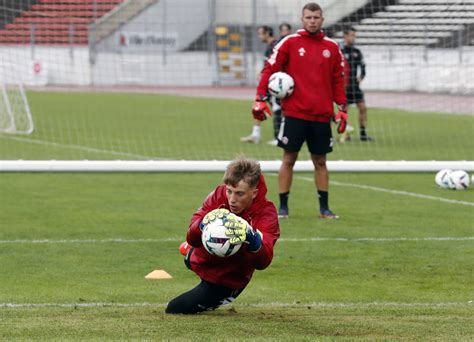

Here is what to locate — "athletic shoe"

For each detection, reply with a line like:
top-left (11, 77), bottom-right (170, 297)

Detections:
top-left (240, 134), bottom-right (260, 144)
top-left (360, 135), bottom-right (374, 142)
top-left (339, 132), bottom-right (352, 143)
top-left (278, 206), bottom-right (289, 219)
top-left (179, 241), bottom-right (191, 256)
top-left (266, 139), bottom-right (278, 146)
top-left (339, 124), bottom-right (354, 143)
top-left (319, 209), bottom-right (339, 219)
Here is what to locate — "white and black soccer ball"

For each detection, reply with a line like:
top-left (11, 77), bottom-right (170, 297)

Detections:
top-left (201, 216), bottom-right (241, 257)
top-left (268, 72), bottom-right (294, 99)
top-left (435, 169), bottom-right (452, 189)
top-left (448, 170), bottom-right (470, 190)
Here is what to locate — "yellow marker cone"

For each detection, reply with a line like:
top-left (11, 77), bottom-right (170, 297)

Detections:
top-left (145, 270), bottom-right (172, 280)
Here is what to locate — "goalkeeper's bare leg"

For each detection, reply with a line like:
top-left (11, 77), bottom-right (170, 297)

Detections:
top-left (278, 150), bottom-right (298, 218)
top-left (357, 100), bottom-right (373, 141)
top-left (240, 119), bottom-right (261, 143)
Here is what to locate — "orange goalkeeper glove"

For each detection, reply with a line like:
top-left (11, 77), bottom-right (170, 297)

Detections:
top-left (251, 98), bottom-right (271, 121)
top-left (334, 104), bottom-right (348, 134)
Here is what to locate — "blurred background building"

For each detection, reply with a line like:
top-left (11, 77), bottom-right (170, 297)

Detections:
top-left (0, 0), bottom-right (473, 93)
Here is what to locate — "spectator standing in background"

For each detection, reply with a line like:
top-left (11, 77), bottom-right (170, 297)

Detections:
top-left (278, 22), bottom-right (292, 38)
top-left (264, 22), bottom-right (294, 146)
top-left (341, 26), bottom-right (373, 141)
top-left (241, 23), bottom-right (294, 146)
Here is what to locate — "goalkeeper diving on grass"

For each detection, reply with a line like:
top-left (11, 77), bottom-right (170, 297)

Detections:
top-left (165, 158), bottom-right (280, 314)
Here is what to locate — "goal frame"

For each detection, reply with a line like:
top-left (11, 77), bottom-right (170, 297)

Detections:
top-left (0, 160), bottom-right (472, 172)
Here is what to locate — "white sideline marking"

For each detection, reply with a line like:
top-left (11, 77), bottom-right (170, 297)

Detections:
top-left (295, 176), bottom-right (474, 207)
top-left (0, 238), bottom-right (181, 244)
top-left (282, 237), bottom-right (474, 242)
top-left (0, 237), bottom-right (472, 244)
top-left (0, 135), bottom-right (160, 160)
top-left (0, 301), bottom-right (471, 309)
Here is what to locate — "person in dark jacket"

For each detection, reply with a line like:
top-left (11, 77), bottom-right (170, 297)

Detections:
top-left (341, 26), bottom-right (373, 141)
top-left (166, 158), bottom-right (280, 314)
top-left (241, 25), bottom-right (279, 145)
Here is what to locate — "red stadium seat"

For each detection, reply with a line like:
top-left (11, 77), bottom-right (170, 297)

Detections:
top-left (0, 0), bottom-right (124, 45)
top-left (39, 0), bottom-right (122, 4)
top-left (31, 4), bottom-right (117, 11)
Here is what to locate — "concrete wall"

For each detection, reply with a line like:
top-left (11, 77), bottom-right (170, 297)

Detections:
top-left (0, 46), bottom-right (91, 86)
top-left (361, 46), bottom-right (474, 94)
top-left (92, 51), bottom-right (217, 86)
top-left (1, 46), bottom-right (473, 94)
top-left (96, 0), bottom-right (211, 53)
top-left (93, 0), bottom-right (364, 55)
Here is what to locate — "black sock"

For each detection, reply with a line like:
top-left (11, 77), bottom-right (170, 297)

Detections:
top-left (279, 192), bottom-right (289, 208)
top-left (318, 190), bottom-right (328, 211)
top-left (360, 126), bottom-right (367, 137)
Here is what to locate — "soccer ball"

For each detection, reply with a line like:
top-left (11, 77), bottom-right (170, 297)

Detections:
top-left (201, 216), bottom-right (241, 257)
top-left (435, 169), bottom-right (452, 188)
top-left (268, 72), bottom-right (294, 99)
top-left (448, 170), bottom-right (470, 190)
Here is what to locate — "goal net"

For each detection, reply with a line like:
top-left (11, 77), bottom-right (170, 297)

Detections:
top-left (0, 83), bottom-right (34, 135)
top-left (0, 0), bottom-right (472, 172)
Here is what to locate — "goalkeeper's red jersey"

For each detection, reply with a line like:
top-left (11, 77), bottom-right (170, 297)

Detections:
top-left (256, 29), bottom-right (346, 122)
top-left (186, 175), bottom-right (280, 289)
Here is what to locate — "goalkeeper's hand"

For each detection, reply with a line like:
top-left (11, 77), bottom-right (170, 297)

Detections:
top-left (334, 104), bottom-right (348, 134)
top-left (252, 99), bottom-right (271, 122)
top-left (199, 208), bottom-right (230, 230)
top-left (224, 213), bottom-right (263, 252)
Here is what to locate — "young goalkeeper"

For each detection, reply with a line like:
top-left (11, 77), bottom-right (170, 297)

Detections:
top-left (165, 158), bottom-right (280, 314)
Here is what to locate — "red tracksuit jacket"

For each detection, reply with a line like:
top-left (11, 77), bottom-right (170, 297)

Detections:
top-left (186, 175), bottom-right (280, 289)
top-left (257, 29), bottom-right (346, 122)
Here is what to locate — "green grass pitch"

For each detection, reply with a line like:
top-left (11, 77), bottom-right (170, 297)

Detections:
top-left (1, 172), bottom-right (473, 340)
top-left (0, 92), bottom-right (473, 339)
top-left (0, 91), bottom-right (473, 161)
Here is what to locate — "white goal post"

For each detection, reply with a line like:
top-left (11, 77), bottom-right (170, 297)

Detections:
top-left (0, 84), bottom-right (34, 135)
top-left (0, 160), bottom-right (473, 172)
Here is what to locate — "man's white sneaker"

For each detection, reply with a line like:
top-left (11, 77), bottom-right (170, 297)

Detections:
top-left (240, 135), bottom-right (260, 144)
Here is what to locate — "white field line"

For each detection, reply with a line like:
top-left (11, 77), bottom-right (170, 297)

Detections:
top-left (0, 237), bottom-right (473, 244)
top-left (295, 176), bottom-right (474, 207)
top-left (0, 134), bottom-right (160, 160)
top-left (1, 301), bottom-right (472, 309)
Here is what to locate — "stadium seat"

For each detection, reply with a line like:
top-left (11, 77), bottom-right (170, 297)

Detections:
top-left (399, 0), bottom-right (474, 4)
top-left (335, 1), bottom-right (474, 47)
top-left (31, 4), bottom-right (117, 11)
top-left (0, 0), bottom-right (123, 45)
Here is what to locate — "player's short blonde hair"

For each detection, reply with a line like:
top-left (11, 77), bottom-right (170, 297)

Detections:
top-left (223, 157), bottom-right (261, 189)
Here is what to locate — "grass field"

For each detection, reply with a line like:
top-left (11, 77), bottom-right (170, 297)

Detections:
top-left (0, 91), bottom-right (473, 340)
top-left (0, 91), bottom-right (473, 160)
top-left (1, 172), bottom-right (473, 340)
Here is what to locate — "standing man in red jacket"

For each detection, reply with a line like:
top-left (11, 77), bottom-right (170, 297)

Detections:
top-left (166, 158), bottom-right (280, 314)
top-left (252, 2), bottom-right (348, 219)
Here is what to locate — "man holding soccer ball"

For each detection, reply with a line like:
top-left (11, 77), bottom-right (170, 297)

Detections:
top-left (165, 158), bottom-right (280, 314)
top-left (252, 2), bottom-right (347, 219)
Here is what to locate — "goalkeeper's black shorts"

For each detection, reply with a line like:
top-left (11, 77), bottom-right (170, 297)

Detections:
top-left (165, 279), bottom-right (244, 314)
